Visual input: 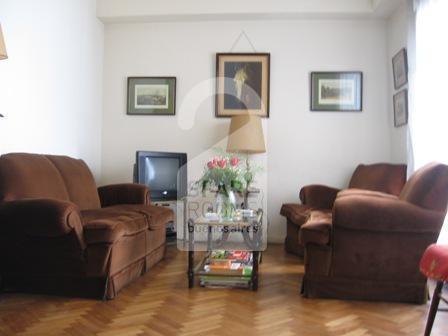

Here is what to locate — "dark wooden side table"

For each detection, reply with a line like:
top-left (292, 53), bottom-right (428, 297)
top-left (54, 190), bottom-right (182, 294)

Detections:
top-left (187, 209), bottom-right (263, 291)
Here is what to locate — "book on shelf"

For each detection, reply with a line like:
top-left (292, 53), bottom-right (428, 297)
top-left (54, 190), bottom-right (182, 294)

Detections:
top-left (200, 250), bottom-right (253, 287)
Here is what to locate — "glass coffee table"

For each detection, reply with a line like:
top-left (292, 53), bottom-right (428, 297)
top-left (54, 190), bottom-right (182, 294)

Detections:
top-left (187, 209), bottom-right (263, 290)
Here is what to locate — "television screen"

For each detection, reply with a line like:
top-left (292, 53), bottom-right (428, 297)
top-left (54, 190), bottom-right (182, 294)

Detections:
top-left (142, 157), bottom-right (179, 193)
top-left (135, 151), bottom-right (187, 201)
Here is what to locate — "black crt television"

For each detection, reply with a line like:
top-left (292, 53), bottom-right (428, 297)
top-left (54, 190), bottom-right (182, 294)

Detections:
top-left (134, 151), bottom-right (187, 201)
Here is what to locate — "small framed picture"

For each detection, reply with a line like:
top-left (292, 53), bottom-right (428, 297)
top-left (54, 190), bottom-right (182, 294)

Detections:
top-left (393, 89), bottom-right (408, 127)
top-left (127, 77), bottom-right (176, 115)
top-left (310, 72), bottom-right (362, 111)
top-left (392, 48), bottom-right (408, 90)
top-left (216, 53), bottom-right (270, 118)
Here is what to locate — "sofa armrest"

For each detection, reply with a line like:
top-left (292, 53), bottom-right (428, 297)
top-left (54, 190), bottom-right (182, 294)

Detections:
top-left (333, 194), bottom-right (445, 233)
top-left (0, 198), bottom-right (85, 240)
top-left (98, 183), bottom-right (150, 207)
top-left (299, 184), bottom-right (341, 209)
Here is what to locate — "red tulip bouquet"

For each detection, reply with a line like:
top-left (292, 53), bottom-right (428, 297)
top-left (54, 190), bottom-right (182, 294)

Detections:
top-left (198, 155), bottom-right (244, 218)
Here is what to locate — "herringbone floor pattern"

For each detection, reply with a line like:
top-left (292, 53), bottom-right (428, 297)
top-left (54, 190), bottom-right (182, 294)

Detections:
top-left (0, 244), bottom-right (446, 335)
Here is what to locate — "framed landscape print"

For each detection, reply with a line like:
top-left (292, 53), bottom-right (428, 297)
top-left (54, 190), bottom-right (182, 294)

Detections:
top-left (215, 53), bottom-right (270, 118)
top-left (127, 77), bottom-right (176, 115)
top-left (393, 89), bottom-right (408, 127)
top-left (392, 48), bottom-right (408, 90)
top-left (310, 72), bottom-right (363, 111)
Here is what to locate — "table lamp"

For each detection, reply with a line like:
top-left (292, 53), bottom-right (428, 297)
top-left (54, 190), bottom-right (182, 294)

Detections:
top-left (0, 24), bottom-right (7, 60)
top-left (227, 114), bottom-right (266, 208)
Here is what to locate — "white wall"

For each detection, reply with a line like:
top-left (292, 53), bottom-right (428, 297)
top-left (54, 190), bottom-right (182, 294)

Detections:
top-left (102, 19), bottom-right (391, 242)
top-left (387, 2), bottom-right (410, 164)
top-left (0, 0), bottom-right (104, 177)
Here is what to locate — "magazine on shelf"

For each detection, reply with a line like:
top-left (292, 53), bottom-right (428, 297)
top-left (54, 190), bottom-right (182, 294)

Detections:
top-left (200, 250), bottom-right (254, 287)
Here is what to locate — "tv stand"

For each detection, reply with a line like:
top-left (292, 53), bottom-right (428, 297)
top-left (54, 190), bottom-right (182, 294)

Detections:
top-left (153, 200), bottom-right (180, 243)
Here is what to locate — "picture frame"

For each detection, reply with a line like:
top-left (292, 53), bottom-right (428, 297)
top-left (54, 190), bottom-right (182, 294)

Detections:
top-left (215, 53), bottom-right (270, 118)
top-left (310, 72), bottom-right (363, 112)
top-left (127, 77), bottom-right (176, 116)
top-left (393, 89), bottom-right (408, 127)
top-left (392, 48), bottom-right (408, 90)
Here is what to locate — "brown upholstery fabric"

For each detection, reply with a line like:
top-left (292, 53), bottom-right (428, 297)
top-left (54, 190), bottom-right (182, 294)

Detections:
top-left (0, 198), bottom-right (84, 239)
top-left (299, 210), bottom-right (332, 246)
top-left (400, 162), bottom-right (448, 211)
top-left (337, 188), bottom-right (398, 200)
top-left (281, 163), bottom-right (407, 257)
top-left (104, 204), bottom-right (174, 231)
top-left (98, 184), bottom-right (150, 207)
top-left (0, 153), bottom-right (70, 202)
top-left (300, 163), bottom-right (448, 303)
top-left (299, 185), bottom-right (340, 209)
top-left (349, 163), bottom-right (407, 196)
top-left (281, 204), bottom-right (314, 256)
top-left (83, 216), bottom-right (148, 245)
top-left (0, 152), bottom-right (172, 299)
top-left (280, 204), bottom-right (313, 226)
top-left (47, 155), bottom-right (101, 210)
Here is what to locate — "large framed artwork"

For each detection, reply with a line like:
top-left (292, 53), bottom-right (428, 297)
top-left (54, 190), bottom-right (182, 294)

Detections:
top-left (392, 48), bottom-right (408, 90)
top-left (127, 77), bottom-right (176, 116)
top-left (310, 72), bottom-right (363, 112)
top-left (393, 89), bottom-right (408, 127)
top-left (215, 53), bottom-right (270, 118)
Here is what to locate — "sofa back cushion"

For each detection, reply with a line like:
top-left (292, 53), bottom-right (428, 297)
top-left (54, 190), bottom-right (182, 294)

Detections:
top-left (46, 155), bottom-right (101, 210)
top-left (400, 162), bottom-right (448, 212)
top-left (349, 163), bottom-right (407, 196)
top-left (0, 153), bottom-right (100, 210)
top-left (0, 153), bottom-right (70, 203)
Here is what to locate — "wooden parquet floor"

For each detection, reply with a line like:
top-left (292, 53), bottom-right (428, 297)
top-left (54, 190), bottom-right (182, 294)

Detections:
top-left (0, 244), bottom-right (446, 336)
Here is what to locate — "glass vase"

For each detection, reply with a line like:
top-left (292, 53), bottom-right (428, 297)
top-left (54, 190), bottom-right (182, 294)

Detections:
top-left (216, 189), bottom-right (236, 220)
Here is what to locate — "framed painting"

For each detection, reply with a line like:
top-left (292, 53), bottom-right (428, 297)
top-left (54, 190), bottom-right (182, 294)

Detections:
top-left (392, 48), bottom-right (408, 90)
top-left (215, 53), bottom-right (270, 118)
top-left (393, 89), bottom-right (408, 127)
top-left (127, 77), bottom-right (176, 115)
top-left (310, 72), bottom-right (363, 112)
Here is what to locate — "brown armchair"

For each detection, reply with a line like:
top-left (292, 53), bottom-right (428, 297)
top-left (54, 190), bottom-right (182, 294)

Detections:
top-left (281, 163), bottom-right (407, 256)
top-left (0, 153), bottom-right (173, 299)
top-left (300, 163), bottom-right (448, 303)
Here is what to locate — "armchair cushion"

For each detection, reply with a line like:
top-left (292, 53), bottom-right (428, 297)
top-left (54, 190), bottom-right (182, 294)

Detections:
top-left (98, 184), bottom-right (150, 207)
top-left (299, 210), bottom-right (332, 246)
top-left (337, 188), bottom-right (398, 200)
top-left (333, 194), bottom-right (445, 233)
top-left (299, 185), bottom-right (340, 209)
top-left (349, 163), bottom-right (407, 196)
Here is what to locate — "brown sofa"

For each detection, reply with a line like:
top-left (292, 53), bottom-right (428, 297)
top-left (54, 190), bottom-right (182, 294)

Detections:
top-left (0, 153), bottom-right (173, 299)
top-left (281, 163), bottom-right (407, 256)
top-left (298, 162), bottom-right (448, 303)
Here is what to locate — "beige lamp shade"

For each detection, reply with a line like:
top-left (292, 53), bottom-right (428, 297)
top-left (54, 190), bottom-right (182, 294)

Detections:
top-left (0, 25), bottom-right (7, 60)
top-left (227, 114), bottom-right (266, 154)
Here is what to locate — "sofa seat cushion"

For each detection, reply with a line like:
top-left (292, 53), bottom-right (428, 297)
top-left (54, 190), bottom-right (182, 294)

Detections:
top-left (82, 208), bottom-right (148, 244)
top-left (104, 204), bottom-right (173, 231)
top-left (299, 210), bottom-right (332, 246)
top-left (280, 203), bottom-right (313, 226)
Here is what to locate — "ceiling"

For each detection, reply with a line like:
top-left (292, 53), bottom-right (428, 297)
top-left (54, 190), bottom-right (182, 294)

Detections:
top-left (97, 0), bottom-right (407, 23)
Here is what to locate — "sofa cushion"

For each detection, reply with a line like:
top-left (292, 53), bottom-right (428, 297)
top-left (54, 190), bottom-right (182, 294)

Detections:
top-left (46, 155), bottom-right (101, 210)
top-left (105, 204), bottom-right (173, 231)
top-left (82, 208), bottom-right (148, 244)
top-left (280, 203), bottom-right (313, 227)
top-left (0, 153), bottom-right (70, 202)
top-left (299, 210), bottom-right (332, 246)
